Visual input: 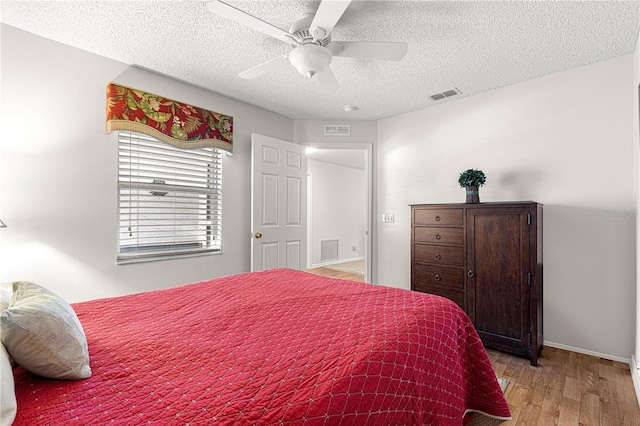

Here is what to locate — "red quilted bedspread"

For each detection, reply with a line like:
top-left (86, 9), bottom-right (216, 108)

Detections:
top-left (12, 269), bottom-right (510, 425)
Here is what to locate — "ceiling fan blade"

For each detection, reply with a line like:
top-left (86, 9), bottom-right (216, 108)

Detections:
top-left (207, 0), bottom-right (291, 42)
top-left (332, 41), bottom-right (408, 61)
top-left (310, 0), bottom-right (351, 37)
top-left (316, 67), bottom-right (339, 92)
top-left (239, 54), bottom-right (289, 79)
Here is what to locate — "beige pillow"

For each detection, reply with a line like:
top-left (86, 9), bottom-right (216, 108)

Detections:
top-left (1, 281), bottom-right (91, 380)
top-left (0, 282), bottom-right (11, 312)
top-left (0, 344), bottom-right (16, 426)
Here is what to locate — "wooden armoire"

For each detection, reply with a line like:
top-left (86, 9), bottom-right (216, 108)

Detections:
top-left (410, 202), bottom-right (543, 366)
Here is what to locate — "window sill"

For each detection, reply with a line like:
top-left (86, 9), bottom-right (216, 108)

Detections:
top-left (117, 250), bottom-right (222, 265)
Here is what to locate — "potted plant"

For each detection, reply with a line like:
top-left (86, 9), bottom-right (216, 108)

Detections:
top-left (458, 169), bottom-right (486, 203)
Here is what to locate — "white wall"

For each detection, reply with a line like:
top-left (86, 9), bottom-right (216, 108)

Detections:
top-left (377, 55), bottom-right (636, 361)
top-left (308, 159), bottom-right (365, 266)
top-left (0, 25), bottom-right (293, 303)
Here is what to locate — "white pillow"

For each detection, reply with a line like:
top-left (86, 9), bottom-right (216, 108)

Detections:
top-left (1, 344), bottom-right (17, 426)
top-left (0, 282), bottom-right (11, 312)
top-left (1, 281), bottom-right (91, 380)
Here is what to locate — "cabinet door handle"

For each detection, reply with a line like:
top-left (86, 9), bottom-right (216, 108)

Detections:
top-left (435, 253), bottom-right (441, 260)
top-left (434, 274), bottom-right (441, 281)
top-left (435, 234), bottom-right (442, 240)
top-left (468, 270), bottom-right (474, 277)
top-left (435, 215), bottom-right (441, 222)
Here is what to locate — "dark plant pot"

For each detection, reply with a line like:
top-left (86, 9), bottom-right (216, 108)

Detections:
top-left (465, 185), bottom-right (479, 203)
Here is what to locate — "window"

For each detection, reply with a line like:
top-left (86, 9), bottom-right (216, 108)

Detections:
top-left (117, 132), bottom-right (222, 263)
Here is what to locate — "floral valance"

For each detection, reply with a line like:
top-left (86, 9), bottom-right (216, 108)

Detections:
top-left (106, 82), bottom-right (233, 153)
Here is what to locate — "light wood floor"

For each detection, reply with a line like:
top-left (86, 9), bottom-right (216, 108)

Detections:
top-left (487, 346), bottom-right (640, 425)
top-left (308, 266), bottom-right (640, 425)
top-left (307, 267), bottom-right (365, 282)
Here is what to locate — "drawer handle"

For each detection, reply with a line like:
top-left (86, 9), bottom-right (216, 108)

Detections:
top-left (435, 234), bottom-right (442, 240)
top-left (435, 253), bottom-right (441, 260)
top-left (435, 215), bottom-right (441, 222)
top-left (434, 274), bottom-right (441, 281)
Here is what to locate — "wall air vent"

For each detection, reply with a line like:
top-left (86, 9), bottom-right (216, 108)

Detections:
top-left (320, 239), bottom-right (339, 262)
top-left (430, 87), bottom-right (462, 101)
top-left (324, 124), bottom-right (351, 136)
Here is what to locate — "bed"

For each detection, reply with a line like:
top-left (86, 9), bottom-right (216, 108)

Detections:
top-left (3, 268), bottom-right (510, 425)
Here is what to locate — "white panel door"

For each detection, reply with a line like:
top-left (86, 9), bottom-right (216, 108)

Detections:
top-left (251, 134), bottom-right (307, 272)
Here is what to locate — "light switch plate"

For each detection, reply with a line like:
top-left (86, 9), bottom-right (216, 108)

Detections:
top-left (382, 213), bottom-right (395, 223)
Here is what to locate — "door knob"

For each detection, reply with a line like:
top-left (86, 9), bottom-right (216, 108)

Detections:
top-left (254, 232), bottom-right (262, 239)
top-left (468, 270), bottom-right (475, 277)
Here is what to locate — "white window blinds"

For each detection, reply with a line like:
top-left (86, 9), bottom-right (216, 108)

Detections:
top-left (117, 131), bottom-right (222, 263)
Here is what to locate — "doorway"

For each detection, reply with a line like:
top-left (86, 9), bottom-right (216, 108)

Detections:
top-left (302, 143), bottom-right (372, 283)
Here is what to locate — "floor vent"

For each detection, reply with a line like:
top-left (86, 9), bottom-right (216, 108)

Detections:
top-left (320, 239), bottom-right (339, 262)
top-left (430, 87), bottom-right (461, 101)
top-left (324, 124), bottom-right (351, 136)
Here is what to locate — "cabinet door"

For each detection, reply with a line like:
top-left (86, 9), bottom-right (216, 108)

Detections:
top-left (467, 206), bottom-right (530, 354)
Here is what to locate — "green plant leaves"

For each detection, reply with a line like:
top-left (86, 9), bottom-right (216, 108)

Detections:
top-left (458, 169), bottom-right (486, 187)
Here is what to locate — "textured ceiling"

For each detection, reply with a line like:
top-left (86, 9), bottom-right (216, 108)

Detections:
top-left (1, 1), bottom-right (639, 121)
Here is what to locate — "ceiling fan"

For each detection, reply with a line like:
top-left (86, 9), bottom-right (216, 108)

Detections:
top-left (207, 0), bottom-right (408, 91)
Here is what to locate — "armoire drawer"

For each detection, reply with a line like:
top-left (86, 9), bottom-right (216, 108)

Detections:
top-left (413, 208), bottom-right (463, 226)
top-left (413, 227), bottom-right (464, 245)
top-left (413, 264), bottom-right (464, 289)
top-left (414, 244), bottom-right (464, 266)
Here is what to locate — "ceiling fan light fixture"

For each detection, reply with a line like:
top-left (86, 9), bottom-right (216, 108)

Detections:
top-left (209, 0), bottom-right (408, 89)
top-left (288, 44), bottom-right (332, 78)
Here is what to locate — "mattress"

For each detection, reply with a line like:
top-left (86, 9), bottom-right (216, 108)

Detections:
top-left (11, 268), bottom-right (510, 425)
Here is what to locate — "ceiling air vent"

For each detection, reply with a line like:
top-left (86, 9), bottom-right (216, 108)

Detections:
top-left (430, 87), bottom-right (462, 101)
top-left (324, 124), bottom-right (351, 136)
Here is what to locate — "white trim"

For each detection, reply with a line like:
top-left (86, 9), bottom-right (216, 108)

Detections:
top-left (544, 340), bottom-right (630, 363)
top-left (310, 256), bottom-right (365, 270)
top-left (306, 173), bottom-right (313, 270)
top-left (630, 355), bottom-right (640, 407)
